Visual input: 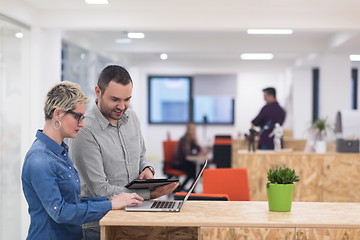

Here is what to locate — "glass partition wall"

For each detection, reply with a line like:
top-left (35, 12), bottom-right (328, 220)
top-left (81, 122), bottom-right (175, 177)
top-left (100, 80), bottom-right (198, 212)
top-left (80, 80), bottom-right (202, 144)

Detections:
top-left (0, 15), bottom-right (30, 239)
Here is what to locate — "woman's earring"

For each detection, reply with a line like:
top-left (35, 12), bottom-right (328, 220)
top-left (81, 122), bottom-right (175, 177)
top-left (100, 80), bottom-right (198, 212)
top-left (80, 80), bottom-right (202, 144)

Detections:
top-left (54, 120), bottom-right (62, 130)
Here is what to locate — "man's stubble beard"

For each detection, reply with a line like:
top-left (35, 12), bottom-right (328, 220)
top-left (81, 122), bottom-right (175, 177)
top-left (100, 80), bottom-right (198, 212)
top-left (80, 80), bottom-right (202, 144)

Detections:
top-left (98, 98), bottom-right (127, 121)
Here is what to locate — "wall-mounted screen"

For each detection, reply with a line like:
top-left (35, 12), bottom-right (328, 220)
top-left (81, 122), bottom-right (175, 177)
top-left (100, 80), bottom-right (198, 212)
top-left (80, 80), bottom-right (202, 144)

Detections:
top-left (148, 76), bottom-right (192, 124)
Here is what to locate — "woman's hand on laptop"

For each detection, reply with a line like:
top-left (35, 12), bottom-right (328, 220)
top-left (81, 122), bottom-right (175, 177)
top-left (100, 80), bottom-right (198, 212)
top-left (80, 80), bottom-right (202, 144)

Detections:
top-left (110, 193), bottom-right (144, 210)
top-left (150, 182), bottom-right (179, 199)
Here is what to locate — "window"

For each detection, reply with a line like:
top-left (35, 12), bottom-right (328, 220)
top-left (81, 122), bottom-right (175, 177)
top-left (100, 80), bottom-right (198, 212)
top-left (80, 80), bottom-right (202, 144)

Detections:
top-left (148, 74), bottom-right (236, 125)
top-left (193, 96), bottom-right (234, 124)
top-left (148, 76), bottom-right (192, 124)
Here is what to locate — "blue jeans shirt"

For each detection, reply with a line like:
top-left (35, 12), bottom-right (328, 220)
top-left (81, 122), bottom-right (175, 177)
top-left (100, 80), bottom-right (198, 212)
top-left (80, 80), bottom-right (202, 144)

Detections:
top-left (22, 130), bottom-right (112, 240)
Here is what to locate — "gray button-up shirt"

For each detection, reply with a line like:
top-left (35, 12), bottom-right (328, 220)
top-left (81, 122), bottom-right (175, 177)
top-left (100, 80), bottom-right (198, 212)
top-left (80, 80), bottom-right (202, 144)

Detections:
top-left (69, 104), bottom-right (153, 200)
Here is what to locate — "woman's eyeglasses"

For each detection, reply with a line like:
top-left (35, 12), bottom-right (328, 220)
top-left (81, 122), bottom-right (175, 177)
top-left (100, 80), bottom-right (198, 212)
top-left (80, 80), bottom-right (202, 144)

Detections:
top-left (66, 110), bottom-right (85, 124)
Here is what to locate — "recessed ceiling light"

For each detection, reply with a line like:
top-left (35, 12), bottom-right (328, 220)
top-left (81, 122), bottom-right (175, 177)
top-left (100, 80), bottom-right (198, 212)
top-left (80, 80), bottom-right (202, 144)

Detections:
top-left (160, 53), bottom-right (168, 60)
top-left (127, 32), bottom-right (145, 39)
top-left (240, 53), bottom-right (274, 60)
top-left (15, 32), bottom-right (23, 38)
top-left (115, 38), bottom-right (132, 44)
top-left (350, 55), bottom-right (360, 61)
top-left (247, 29), bottom-right (293, 35)
top-left (85, 0), bottom-right (108, 4)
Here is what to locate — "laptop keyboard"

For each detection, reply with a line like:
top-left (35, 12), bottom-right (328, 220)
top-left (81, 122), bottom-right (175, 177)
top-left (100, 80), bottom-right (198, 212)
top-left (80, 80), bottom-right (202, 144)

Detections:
top-left (151, 201), bottom-right (176, 209)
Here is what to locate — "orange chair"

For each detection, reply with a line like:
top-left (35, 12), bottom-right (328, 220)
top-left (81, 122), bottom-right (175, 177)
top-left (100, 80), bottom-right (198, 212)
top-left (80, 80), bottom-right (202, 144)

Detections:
top-left (174, 192), bottom-right (229, 201)
top-left (202, 168), bottom-right (250, 201)
top-left (163, 140), bottom-right (186, 178)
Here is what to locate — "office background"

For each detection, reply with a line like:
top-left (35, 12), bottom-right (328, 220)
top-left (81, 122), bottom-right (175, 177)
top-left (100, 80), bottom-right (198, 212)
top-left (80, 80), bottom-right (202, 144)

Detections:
top-left (1, 0), bottom-right (360, 239)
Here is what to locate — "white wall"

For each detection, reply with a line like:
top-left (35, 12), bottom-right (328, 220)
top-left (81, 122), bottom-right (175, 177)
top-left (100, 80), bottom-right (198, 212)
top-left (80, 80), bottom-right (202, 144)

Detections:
top-left (21, 27), bottom-right (62, 240)
top-left (320, 54), bottom-right (352, 129)
top-left (292, 68), bottom-right (313, 139)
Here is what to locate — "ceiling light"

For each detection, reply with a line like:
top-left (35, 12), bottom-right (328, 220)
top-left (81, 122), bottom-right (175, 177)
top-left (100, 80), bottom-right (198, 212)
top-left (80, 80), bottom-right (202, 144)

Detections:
top-left (127, 32), bottom-right (145, 39)
top-left (247, 29), bottom-right (293, 35)
top-left (115, 38), bottom-right (132, 44)
top-left (15, 32), bottom-right (23, 38)
top-left (160, 53), bottom-right (168, 60)
top-left (350, 55), bottom-right (360, 61)
top-left (85, 0), bottom-right (108, 4)
top-left (241, 53), bottom-right (274, 60)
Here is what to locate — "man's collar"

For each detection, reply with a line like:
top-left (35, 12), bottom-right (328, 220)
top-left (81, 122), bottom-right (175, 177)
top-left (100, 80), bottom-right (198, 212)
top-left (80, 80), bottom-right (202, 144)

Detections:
top-left (92, 102), bottom-right (129, 129)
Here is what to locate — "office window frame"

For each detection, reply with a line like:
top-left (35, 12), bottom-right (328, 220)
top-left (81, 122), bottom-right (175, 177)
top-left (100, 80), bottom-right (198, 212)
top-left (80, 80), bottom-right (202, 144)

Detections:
top-left (312, 68), bottom-right (320, 122)
top-left (352, 68), bottom-right (358, 110)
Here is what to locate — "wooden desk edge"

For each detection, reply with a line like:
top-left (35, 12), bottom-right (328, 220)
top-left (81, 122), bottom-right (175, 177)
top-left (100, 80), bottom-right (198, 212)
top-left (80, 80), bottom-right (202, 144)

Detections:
top-left (100, 201), bottom-right (360, 229)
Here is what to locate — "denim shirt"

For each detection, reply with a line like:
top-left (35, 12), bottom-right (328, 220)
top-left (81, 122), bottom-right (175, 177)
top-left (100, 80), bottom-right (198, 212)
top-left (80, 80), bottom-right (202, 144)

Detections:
top-left (21, 130), bottom-right (112, 240)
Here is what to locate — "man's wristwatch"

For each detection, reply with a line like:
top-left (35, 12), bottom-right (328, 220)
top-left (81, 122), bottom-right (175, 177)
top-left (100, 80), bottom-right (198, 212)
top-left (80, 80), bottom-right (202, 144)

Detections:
top-left (143, 166), bottom-right (155, 176)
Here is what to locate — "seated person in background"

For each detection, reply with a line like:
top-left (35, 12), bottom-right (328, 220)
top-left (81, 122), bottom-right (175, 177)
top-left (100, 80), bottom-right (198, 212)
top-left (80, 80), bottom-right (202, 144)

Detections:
top-left (174, 123), bottom-right (202, 188)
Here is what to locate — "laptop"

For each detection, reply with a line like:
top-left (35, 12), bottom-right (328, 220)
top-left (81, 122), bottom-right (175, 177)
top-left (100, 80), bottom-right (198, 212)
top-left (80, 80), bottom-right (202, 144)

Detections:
top-left (125, 158), bottom-right (208, 212)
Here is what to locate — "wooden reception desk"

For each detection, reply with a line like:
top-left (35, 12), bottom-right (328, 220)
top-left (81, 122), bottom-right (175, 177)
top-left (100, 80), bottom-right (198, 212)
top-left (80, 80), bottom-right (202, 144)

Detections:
top-left (233, 151), bottom-right (360, 202)
top-left (100, 201), bottom-right (360, 240)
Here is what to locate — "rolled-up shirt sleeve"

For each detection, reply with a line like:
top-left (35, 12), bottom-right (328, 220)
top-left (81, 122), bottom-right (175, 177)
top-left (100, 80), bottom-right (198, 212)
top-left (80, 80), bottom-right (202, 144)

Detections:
top-left (252, 106), bottom-right (267, 127)
top-left (24, 151), bottom-right (111, 226)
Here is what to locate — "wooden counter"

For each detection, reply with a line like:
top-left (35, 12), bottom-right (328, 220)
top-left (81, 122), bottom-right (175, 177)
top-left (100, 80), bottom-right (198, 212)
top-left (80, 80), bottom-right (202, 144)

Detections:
top-left (100, 201), bottom-right (360, 240)
top-left (233, 151), bottom-right (360, 202)
top-left (232, 139), bottom-right (336, 154)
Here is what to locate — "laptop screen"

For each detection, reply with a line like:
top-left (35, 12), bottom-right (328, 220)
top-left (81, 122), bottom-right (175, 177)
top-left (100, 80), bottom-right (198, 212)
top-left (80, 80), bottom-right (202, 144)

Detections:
top-left (182, 158), bottom-right (208, 203)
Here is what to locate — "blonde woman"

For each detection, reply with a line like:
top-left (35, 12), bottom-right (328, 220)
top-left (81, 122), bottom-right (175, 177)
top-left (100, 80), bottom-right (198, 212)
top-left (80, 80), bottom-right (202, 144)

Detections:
top-left (21, 81), bottom-right (143, 240)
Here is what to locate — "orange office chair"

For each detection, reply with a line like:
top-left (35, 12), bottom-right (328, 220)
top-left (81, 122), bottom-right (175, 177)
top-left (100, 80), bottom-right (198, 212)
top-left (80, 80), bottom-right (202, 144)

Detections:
top-left (174, 192), bottom-right (229, 201)
top-left (202, 168), bottom-right (250, 201)
top-left (162, 140), bottom-right (186, 178)
top-left (163, 140), bottom-right (197, 191)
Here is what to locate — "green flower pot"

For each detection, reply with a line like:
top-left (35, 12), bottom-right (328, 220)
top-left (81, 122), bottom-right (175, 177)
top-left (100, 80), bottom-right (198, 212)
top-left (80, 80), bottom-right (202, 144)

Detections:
top-left (266, 183), bottom-right (294, 212)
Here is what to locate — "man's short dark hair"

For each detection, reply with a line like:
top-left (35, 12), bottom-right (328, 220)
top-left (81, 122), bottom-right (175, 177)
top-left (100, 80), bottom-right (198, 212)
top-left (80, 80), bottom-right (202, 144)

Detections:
top-left (263, 87), bottom-right (276, 98)
top-left (98, 65), bottom-right (133, 92)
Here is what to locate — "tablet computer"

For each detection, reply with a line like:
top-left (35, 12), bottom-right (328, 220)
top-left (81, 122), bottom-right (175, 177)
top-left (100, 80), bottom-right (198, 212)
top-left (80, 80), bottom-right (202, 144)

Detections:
top-left (125, 178), bottom-right (179, 190)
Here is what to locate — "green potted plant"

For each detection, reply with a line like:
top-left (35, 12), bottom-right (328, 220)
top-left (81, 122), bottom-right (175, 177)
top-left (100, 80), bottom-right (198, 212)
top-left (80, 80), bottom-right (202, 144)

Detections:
top-left (312, 118), bottom-right (331, 140)
top-left (312, 118), bottom-right (332, 153)
top-left (266, 167), bottom-right (300, 212)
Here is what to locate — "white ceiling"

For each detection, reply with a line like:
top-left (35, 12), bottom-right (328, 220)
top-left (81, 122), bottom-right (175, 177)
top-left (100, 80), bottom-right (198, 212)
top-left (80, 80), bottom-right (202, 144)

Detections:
top-left (18, 0), bottom-right (360, 67)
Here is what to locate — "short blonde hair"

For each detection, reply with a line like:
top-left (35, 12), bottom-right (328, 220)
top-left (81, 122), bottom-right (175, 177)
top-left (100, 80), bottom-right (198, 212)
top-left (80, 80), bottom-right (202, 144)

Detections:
top-left (44, 81), bottom-right (89, 120)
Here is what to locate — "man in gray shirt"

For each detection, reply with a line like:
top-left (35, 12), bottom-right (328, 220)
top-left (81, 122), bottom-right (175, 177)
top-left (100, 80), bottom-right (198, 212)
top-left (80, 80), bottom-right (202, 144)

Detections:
top-left (70, 65), bottom-right (178, 240)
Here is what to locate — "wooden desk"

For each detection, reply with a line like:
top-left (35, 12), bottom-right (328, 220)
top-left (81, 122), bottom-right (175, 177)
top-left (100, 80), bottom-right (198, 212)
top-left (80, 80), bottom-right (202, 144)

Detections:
top-left (100, 201), bottom-right (360, 240)
top-left (233, 151), bottom-right (360, 202)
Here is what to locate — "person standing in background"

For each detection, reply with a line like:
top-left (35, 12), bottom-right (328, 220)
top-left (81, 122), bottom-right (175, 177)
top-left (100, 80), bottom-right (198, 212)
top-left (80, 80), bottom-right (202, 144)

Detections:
top-left (251, 87), bottom-right (286, 150)
top-left (21, 81), bottom-right (143, 240)
top-left (70, 65), bottom-right (178, 239)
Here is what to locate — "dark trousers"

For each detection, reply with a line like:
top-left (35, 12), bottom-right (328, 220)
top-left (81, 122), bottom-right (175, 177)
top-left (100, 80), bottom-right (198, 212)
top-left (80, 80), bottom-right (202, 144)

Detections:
top-left (82, 228), bottom-right (100, 240)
